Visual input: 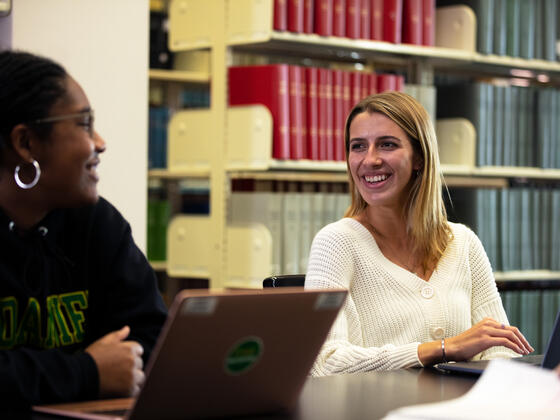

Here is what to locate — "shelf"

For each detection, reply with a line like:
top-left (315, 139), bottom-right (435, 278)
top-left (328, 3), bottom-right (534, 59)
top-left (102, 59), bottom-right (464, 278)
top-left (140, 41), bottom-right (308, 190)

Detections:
top-left (238, 32), bottom-right (560, 76)
top-left (149, 260), bottom-right (167, 271)
top-left (149, 165), bottom-right (560, 186)
top-left (441, 165), bottom-right (560, 181)
top-left (148, 68), bottom-right (210, 83)
top-left (495, 270), bottom-right (560, 282)
top-left (149, 168), bottom-right (210, 179)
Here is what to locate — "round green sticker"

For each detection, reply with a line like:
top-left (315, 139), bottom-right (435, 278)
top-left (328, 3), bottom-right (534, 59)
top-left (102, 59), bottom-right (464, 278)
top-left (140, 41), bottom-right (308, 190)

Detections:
top-left (224, 336), bottom-right (264, 375)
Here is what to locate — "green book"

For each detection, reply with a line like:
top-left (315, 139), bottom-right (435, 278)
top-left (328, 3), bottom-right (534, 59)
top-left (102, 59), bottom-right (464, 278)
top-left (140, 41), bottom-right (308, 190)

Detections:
top-left (493, 0), bottom-right (507, 55)
top-left (506, 0), bottom-right (521, 57)
top-left (493, 85), bottom-right (504, 166)
top-left (519, 0), bottom-right (536, 59)
top-left (519, 290), bottom-right (542, 354)
top-left (551, 190), bottom-right (560, 271)
top-left (541, 290), bottom-right (560, 353)
top-left (540, 188), bottom-right (551, 270)
top-left (531, 188), bottom-right (540, 269)
top-left (502, 86), bottom-right (513, 167)
top-left (499, 188), bottom-right (510, 271)
top-left (516, 87), bottom-right (528, 167)
top-left (520, 188), bottom-right (533, 270)
top-left (509, 188), bottom-right (520, 270)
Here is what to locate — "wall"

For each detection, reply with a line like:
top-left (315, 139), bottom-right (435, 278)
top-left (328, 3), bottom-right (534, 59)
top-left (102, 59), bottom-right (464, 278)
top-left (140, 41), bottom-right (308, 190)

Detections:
top-left (11, 0), bottom-right (149, 251)
top-left (0, 4), bottom-right (11, 49)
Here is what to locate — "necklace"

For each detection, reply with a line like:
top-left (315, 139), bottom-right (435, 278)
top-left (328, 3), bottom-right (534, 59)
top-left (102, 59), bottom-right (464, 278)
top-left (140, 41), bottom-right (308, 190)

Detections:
top-left (358, 217), bottom-right (420, 276)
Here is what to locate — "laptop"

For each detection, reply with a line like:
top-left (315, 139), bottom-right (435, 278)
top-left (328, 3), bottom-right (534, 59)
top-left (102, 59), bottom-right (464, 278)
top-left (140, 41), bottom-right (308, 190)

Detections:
top-left (33, 287), bottom-right (347, 419)
top-left (436, 310), bottom-right (560, 376)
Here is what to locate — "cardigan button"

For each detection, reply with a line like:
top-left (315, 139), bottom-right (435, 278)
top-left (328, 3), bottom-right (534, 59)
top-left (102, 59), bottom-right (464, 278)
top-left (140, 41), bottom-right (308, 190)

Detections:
top-left (420, 285), bottom-right (434, 299)
top-left (432, 327), bottom-right (444, 339)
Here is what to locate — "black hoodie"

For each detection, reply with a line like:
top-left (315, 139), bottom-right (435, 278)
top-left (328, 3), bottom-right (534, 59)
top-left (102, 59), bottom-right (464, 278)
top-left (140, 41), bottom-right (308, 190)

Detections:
top-left (0, 197), bottom-right (167, 407)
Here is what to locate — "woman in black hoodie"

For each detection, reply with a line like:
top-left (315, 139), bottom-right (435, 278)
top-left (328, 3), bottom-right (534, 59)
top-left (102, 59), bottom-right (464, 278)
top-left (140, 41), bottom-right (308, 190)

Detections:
top-left (0, 50), bottom-right (167, 407)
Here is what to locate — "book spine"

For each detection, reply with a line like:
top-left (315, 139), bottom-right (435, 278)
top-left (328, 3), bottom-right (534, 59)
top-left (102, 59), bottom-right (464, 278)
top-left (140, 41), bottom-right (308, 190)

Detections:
top-left (333, 70), bottom-right (346, 162)
top-left (333, 0), bottom-right (346, 37)
top-left (274, 0), bottom-right (288, 31)
top-left (371, 0), bottom-right (384, 40)
top-left (346, 0), bottom-right (361, 39)
top-left (402, 0), bottom-right (422, 45)
top-left (351, 71), bottom-right (363, 107)
top-left (383, 0), bottom-right (403, 43)
top-left (288, 0), bottom-right (305, 32)
top-left (304, 0), bottom-right (315, 33)
top-left (421, 0), bottom-right (434, 46)
top-left (318, 68), bottom-right (334, 160)
top-left (315, 0), bottom-right (334, 36)
top-left (306, 67), bottom-right (320, 160)
top-left (360, 0), bottom-right (372, 39)
top-left (289, 65), bottom-right (306, 160)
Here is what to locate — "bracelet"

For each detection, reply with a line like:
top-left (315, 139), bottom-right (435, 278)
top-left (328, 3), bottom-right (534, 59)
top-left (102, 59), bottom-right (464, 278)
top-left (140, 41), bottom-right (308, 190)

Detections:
top-left (441, 338), bottom-right (448, 363)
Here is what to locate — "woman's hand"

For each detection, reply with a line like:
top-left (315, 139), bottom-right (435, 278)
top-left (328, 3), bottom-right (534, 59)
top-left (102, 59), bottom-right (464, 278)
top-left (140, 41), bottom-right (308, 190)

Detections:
top-left (85, 326), bottom-right (145, 397)
top-left (445, 317), bottom-right (533, 361)
top-left (418, 317), bottom-right (533, 365)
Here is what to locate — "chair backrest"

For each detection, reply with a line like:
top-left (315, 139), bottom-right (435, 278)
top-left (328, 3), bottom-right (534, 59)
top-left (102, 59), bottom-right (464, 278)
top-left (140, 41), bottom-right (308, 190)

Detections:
top-left (263, 275), bottom-right (305, 288)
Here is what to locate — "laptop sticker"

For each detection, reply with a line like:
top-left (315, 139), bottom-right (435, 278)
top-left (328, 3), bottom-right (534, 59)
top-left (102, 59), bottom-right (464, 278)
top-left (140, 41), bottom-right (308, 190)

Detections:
top-left (224, 336), bottom-right (264, 375)
top-left (181, 296), bottom-right (218, 315)
top-left (314, 292), bottom-right (346, 310)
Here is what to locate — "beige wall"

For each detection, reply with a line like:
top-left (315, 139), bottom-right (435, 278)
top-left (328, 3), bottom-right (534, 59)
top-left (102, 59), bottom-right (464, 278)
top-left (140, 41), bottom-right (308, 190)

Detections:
top-left (12, 0), bottom-right (149, 251)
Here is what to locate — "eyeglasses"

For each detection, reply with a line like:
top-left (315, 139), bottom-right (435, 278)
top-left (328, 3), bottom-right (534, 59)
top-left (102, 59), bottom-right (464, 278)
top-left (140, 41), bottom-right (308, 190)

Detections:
top-left (32, 110), bottom-right (95, 137)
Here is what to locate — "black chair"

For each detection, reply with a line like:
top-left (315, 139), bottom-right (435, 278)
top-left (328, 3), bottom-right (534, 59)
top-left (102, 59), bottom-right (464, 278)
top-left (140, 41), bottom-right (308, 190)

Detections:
top-left (262, 274), bottom-right (305, 288)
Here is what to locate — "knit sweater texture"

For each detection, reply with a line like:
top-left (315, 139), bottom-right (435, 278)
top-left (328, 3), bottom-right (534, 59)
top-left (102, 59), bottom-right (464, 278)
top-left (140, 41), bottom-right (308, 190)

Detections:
top-left (306, 218), bottom-right (514, 377)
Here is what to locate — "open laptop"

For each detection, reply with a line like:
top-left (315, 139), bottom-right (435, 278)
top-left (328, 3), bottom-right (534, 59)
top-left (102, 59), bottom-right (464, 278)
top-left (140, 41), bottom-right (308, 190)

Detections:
top-left (436, 310), bottom-right (560, 376)
top-left (33, 287), bottom-right (347, 419)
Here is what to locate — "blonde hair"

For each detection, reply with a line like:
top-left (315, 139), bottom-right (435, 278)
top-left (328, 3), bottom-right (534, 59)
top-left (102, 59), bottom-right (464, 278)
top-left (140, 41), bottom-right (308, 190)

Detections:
top-left (344, 91), bottom-right (452, 271)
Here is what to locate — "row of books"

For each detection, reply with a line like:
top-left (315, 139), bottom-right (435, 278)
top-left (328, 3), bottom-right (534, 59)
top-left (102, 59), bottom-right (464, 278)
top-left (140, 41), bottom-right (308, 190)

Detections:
top-left (230, 186), bottom-right (351, 275)
top-left (274, 0), bottom-right (435, 46)
top-left (438, 0), bottom-right (558, 61)
top-left (450, 187), bottom-right (560, 272)
top-left (229, 64), bottom-right (405, 161)
top-left (501, 289), bottom-right (560, 354)
top-left (438, 83), bottom-right (560, 169)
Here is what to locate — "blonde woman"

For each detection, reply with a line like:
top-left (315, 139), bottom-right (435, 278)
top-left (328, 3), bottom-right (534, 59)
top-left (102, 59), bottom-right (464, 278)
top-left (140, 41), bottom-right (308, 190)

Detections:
top-left (305, 92), bottom-right (532, 376)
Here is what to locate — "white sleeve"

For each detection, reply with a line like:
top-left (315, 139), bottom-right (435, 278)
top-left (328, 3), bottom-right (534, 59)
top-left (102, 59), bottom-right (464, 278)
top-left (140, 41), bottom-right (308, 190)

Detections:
top-left (305, 225), bottom-right (421, 376)
top-left (466, 229), bottom-right (517, 360)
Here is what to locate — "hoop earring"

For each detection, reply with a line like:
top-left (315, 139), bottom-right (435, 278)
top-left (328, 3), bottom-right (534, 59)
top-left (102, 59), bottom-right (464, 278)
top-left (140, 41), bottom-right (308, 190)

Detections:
top-left (15, 160), bottom-right (41, 190)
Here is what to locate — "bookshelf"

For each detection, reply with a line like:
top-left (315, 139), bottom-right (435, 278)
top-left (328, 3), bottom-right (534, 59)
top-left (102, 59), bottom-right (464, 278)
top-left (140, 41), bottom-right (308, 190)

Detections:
top-left (165, 0), bottom-right (560, 289)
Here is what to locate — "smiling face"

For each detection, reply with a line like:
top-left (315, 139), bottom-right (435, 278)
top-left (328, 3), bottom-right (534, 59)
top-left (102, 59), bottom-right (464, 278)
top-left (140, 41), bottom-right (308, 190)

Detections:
top-left (348, 111), bottom-right (421, 211)
top-left (32, 76), bottom-right (106, 208)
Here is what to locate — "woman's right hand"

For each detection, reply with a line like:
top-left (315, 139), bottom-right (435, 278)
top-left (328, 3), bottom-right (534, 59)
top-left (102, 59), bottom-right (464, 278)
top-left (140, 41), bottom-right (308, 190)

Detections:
top-left (445, 317), bottom-right (533, 361)
top-left (85, 326), bottom-right (145, 397)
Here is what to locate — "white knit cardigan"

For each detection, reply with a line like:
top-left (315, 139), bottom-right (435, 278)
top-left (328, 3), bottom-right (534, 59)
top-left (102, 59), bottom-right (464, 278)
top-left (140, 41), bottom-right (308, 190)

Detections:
top-left (305, 218), bottom-right (515, 377)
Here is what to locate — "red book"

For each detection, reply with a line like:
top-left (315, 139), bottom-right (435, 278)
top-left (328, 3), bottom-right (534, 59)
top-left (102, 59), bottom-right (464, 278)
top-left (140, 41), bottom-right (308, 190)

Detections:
top-left (383, 0), bottom-right (403, 43)
top-left (300, 70), bottom-right (308, 158)
top-left (421, 0), bottom-right (435, 46)
top-left (361, 73), bottom-right (370, 100)
top-left (318, 68), bottom-right (334, 161)
top-left (305, 67), bottom-right (320, 160)
top-left (288, 0), bottom-right (305, 32)
top-left (368, 72), bottom-right (378, 96)
top-left (304, 0), bottom-right (314, 33)
top-left (402, 0), bottom-right (422, 45)
top-left (289, 66), bottom-right (306, 160)
top-left (360, 0), bottom-right (371, 39)
top-left (342, 71), bottom-right (352, 116)
top-left (229, 65), bottom-right (290, 160)
top-left (350, 71), bottom-right (363, 107)
top-left (333, 0), bottom-right (346, 37)
top-left (333, 70), bottom-right (346, 161)
top-left (377, 73), bottom-right (403, 92)
top-left (395, 74), bottom-right (404, 91)
top-left (274, 0), bottom-right (288, 31)
top-left (370, 0), bottom-right (384, 40)
top-left (346, 0), bottom-right (360, 39)
top-left (314, 0), bottom-right (333, 36)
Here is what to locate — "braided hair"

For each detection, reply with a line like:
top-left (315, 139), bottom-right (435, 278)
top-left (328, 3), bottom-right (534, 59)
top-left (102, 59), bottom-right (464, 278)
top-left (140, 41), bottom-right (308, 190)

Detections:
top-left (0, 50), bottom-right (68, 162)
